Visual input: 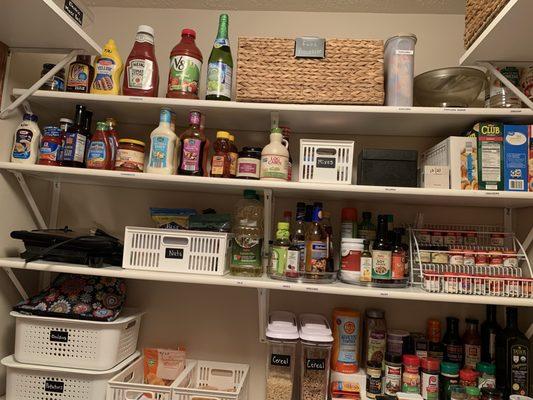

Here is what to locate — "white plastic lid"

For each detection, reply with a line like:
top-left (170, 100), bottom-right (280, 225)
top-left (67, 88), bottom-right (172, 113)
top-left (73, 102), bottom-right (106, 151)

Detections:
top-left (299, 313), bottom-right (333, 343)
top-left (266, 311), bottom-right (299, 340)
top-left (138, 25), bottom-right (155, 36)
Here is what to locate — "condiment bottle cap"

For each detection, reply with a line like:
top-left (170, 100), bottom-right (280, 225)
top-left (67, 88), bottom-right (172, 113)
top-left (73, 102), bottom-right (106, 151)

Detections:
top-left (342, 208), bottom-right (357, 221)
top-left (441, 361), bottom-right (460, 375)
top-left (385, 353), bottom-right (402, 364)
top-left (182, 28), bottom-right (196, 38)
top-left (138, 25), bottom-right (154, 36)
top-left (421, 357), bottom-right (440, 371)
top-left (476, 362), bottom-right (496, 374)
top-left (216, 131), bottom-right (230, 139)
top-left (403, 354), bottom-right (420, 367)
top-left (460, 368), bottom-right (479, 381)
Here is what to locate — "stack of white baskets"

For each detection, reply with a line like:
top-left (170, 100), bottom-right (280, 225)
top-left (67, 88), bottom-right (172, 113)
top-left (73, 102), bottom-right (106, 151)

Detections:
top-left (1, 309), bottom-right (143, 400)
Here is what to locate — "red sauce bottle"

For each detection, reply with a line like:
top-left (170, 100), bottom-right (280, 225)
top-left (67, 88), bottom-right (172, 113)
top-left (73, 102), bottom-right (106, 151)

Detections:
top-left (86, 121), bottom-right (113, 169)
top-left (167, 29), bottom-right (203, 99)
top-left (123, 25), bottom-right (159, 97)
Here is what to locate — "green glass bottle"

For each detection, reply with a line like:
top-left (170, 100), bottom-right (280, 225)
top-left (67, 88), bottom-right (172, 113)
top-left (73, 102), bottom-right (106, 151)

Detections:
top-left (206, 14), bottom-right (233, 101)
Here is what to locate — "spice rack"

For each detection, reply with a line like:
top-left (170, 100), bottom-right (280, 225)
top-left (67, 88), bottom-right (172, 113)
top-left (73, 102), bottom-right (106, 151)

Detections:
top-left (409, 224), bottom-right (533, 298)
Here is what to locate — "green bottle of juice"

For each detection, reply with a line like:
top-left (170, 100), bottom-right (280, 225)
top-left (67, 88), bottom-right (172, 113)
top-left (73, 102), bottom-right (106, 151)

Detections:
top-left (206, 14), bottom-right (233, 101)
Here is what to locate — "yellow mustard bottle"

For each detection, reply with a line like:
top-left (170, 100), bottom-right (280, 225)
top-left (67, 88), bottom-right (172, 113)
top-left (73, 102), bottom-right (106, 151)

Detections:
top-left (91, 39), bottom-right (123, 95)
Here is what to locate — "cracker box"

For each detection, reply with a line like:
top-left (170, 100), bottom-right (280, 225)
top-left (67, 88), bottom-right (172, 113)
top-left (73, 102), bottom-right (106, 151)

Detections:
top-left (469, 122), bottom-right (504, 191)
top-left (504, 125), bottom-right (529, 192)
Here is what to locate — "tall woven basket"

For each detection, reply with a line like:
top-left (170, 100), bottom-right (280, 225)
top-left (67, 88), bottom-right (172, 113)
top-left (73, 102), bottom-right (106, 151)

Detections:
top-left (236, 37), bottom-right (384, 105)
top-left (464, 0), bottom-right (510, 49)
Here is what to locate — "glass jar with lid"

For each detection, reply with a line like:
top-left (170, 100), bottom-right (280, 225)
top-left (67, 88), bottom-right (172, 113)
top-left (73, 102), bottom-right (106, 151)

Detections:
top-left (265, 311), bottom-right (299, 400)
top-left (481, 388), bottom-right (503, 400)
top-left (299, 313), bottom-right (333, 400)
top-left (364, 309), bottom-right (387, 369)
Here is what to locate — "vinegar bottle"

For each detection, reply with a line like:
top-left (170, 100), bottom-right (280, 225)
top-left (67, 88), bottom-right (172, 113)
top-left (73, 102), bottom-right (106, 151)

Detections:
top-left (123, 25), bottom-right (159, 97)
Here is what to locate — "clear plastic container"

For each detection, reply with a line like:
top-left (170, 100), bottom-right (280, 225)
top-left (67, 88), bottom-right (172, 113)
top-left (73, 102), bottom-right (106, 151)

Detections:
top-left (265, 311), bottom-right (299, 400)
top-left (384, 34), bottom-right (417, 106)
top-left (299, 314), bottom-right (333, 400)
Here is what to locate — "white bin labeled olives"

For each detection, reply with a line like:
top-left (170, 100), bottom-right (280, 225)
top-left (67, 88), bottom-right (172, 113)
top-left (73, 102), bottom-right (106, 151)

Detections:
top-left (265, 311), bottom-right (299, 400)
top-left (299, 313), bottom-right (334, 400)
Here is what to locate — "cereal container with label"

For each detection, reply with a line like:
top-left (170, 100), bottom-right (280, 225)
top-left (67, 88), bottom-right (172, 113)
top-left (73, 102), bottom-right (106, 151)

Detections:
top-left (265, 311), bottom-right (299, 400)
top-left (299, 313), bottom-right (334, 400)
top-left (384, 34), bottom-right (417, 106)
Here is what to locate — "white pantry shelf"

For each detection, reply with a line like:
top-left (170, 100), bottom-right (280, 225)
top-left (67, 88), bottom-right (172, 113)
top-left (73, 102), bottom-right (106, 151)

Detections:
top-left (2, 162), bottom-right (533, 208)
top-left (460, 0), bottom-right (532, 65)
top-left (0, 0), bottom-right (101, 54)
top-left (1, 257), bottom-right (533, 307)
top-left (13, 89), bottom-right (533, 136)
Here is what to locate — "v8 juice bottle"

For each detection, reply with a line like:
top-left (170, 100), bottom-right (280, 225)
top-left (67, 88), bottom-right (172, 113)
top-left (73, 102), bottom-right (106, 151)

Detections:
top-left (123, 25), bottom-right (159, 97)
top-left (167, 29), bottom-right (203, 99)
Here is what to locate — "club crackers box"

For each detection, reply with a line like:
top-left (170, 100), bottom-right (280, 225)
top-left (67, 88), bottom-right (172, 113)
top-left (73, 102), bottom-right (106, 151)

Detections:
top-left (503, 125), bottom-right (529, 192)
top-left (467, 122), bottom-right (504, 191)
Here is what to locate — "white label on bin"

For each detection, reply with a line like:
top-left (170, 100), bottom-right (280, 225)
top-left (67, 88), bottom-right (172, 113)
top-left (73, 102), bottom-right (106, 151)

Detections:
top-left (396, 49), bottom-right (414, 55)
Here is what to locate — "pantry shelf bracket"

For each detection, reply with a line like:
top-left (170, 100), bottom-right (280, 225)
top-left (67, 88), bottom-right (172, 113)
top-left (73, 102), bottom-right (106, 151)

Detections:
top-left (479, 62), bottom-right (533, 111)
top-left (11, 171), bottom-right (47, 230)
top-left (257, 288), bottom-right (270, 343)
top-left (3, 268), bottom-right (29, 301)
top-left (0, 49), bottom-right (80, 119)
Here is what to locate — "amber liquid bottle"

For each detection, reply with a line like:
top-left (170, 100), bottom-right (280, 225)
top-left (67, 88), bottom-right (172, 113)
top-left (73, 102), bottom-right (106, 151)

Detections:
top-left (178, 110), bottom-right (206, 176)
top-left (463, 318), bottom-right (482, 369)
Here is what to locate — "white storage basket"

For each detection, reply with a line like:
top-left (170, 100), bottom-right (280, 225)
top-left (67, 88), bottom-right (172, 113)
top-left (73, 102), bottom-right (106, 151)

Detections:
top-left (172, 360), bottom-right (250, 400)
top-left (107, 356), bottom-right (195, 400)
top-left (123, 227), bottom-right (232, 275)
top-left (299, 139), bottom-right (354, 184)
top-left (2, 352), bottom-right (139, 400)
top-left (12, 309), bottom-right (142, 370)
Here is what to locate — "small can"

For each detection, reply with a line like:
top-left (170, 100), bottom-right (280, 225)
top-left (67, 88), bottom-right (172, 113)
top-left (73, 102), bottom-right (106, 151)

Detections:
top-left (443, 231), bottom-right (456, 246)
top-left (431, 231), bottom-right (444, 246)
top-left (449, 249), bottom-right (464, 265)
top-left (366, 365), bottom-right (383, 399)
top-left (475, 252), bottom-right (489, 267)
top-left (418, 230), bottom-right (431, 245)
top-left (465, 232), bottom-right (478, 246)
top-left (455, 233), bottom-right (464, 245)
top-left (419, 249), bottom-right (432, 264)
top-left (464, 251), bottom-right (476, 266)
top-left (503, 251), bottom-right (518, 268)
top-left (432, 251), bottom-right (449, 264)
top-left (490, 233), bottom-right (504, 248)
top-left (489, 251), bottom-right (503, 267)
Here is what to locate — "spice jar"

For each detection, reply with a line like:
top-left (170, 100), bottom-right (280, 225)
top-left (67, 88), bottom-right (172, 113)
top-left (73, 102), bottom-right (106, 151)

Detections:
top-left (489, 251), bottom-right (503, 267)
top-left (265, 311), bottom-right (298, 400)
top-left (384, 353), bottom-right (402, 396)
top-left (465, 232), bottom-right (478, 245)
top-left (464, 251), bottom-right (476, 267)
top-left (475, 362), bottom-right (496, 390)
top-left (444, 231), bottom-right (456, 246)
top-left (466, 386), bottom-right (481, 400)
top-left (480, 388), bottom-right (503, 400)
top-left (402, 354), bottom-right (421, 393)
top-left (431, 231), bottom-right (444, 246)
top-left (440, 361), bottom-right (460, 400)
top-left (387, 330), bottom-right (410, 356)
top-left (475, 252), bottom-right (488, 267)
top-left (449, 249), bottom-right (464, 265)
top-left (364, 309), bottom-right (387, 369)
top-left (236, 146), bottom-right (262, 180)
top-left (489, 233), bottom-right (504, 248)
top-left (421, 357), bottom-right (440, 400)
top-left (460, 368), bottom-right (479, 388)
top-left (451, 385), bottom-right (467, 400)
top-left (115, 139), bottom-right (145, 172)
top-left (299, 314), bottom-right (333, 400)
top-left (366, 365), bottom-right (384, 399)
top-left (38, 126), bottom-right (62, 166)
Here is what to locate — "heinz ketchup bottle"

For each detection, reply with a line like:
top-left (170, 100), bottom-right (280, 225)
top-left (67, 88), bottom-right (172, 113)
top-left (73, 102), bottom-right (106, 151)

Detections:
top-left (123, 25), bottom-right (159, 97)
top-left (167, 29), bottom-right (203, 99)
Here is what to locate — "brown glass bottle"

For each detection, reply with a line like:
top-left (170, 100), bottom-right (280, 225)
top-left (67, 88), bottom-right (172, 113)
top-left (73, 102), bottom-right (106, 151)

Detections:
top-left (443, 317), bottom-right (463, 365)
top-left (179, 110), bottom-right (206, 176)
top-left (427, 318), bottom-right (444, 360)
top-left (463, 318), bottom-right (482, 369)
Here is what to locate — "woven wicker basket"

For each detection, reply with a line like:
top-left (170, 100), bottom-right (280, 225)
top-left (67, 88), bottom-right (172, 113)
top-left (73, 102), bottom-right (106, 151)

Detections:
top-left (236, 37), bottom-right (384, 105)
top-left (464, 0), bottom-right (510, 49)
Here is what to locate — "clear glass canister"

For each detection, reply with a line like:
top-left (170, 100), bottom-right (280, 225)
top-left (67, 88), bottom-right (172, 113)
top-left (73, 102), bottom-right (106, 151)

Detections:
top-left (299, 314), bottom-right (333, 400)
top-left (265, 311), bottom-right (299, 400)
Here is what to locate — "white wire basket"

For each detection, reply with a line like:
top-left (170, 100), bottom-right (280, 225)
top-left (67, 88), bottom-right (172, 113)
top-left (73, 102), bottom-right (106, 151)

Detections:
top-left (2, 352), bottom-right (139, 400)
top-left (123, 227), bottom-right (232, 275)
top-left (172, 359), bottom-right (250, 400)
top-left (298, 139), bottom-right (354, 184)
top-left (106, 356), bottom-right (195, 400)
top-left (12, 309), bottom-right (143, 370)
top-left (409, 224), bottom-right (533, 298)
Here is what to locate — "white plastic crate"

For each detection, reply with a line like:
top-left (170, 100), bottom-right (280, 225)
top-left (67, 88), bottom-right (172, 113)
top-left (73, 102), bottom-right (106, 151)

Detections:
top-left (172, 360), bottom-right (250, 400)
top-left (299, 139), bottom-right (354, 184)
top-left (2, 352), bottom-right (139, 400)
top-left (123, 227), bottom-right (232, 275)
top-left (106, 356), bottom-right (195, 400)
top-left (12, 309), bottom-right (142, 371)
